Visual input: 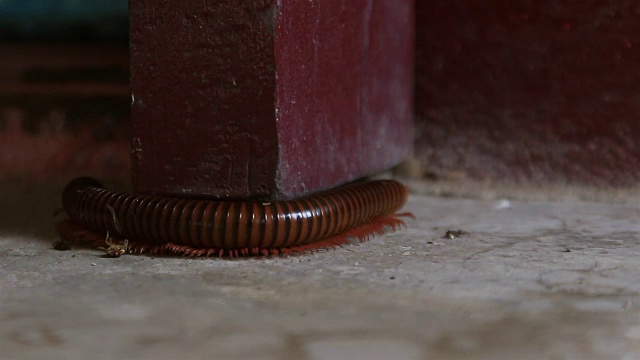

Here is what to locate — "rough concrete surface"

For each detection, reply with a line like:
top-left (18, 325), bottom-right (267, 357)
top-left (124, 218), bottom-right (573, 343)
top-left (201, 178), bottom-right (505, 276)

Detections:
top-left (1, 182), bottom-right (640, 359)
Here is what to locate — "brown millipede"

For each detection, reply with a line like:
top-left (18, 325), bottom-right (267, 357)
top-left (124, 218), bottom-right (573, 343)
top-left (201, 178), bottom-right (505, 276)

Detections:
top-left (57, 177), bottom-right (411, 257)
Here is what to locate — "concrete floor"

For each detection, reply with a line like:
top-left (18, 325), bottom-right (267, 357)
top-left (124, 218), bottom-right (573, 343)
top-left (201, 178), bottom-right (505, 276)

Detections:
top-left (1, 180), bottom-right (640, 359)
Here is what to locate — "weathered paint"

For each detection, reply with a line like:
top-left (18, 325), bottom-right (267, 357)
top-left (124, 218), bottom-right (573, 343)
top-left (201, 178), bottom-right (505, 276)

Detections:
top-left (274, 0), bottom-right (414, 197)
top-left (131, 0), bottom-right (414, 200)
top-left (415, 0), bottom-right (640, 186)
top-left (130, 1), bottom-right (279, 200)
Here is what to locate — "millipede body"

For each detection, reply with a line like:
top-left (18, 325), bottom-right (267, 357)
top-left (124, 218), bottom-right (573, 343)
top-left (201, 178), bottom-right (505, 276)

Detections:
top-left (57, 177), bottom-right (411, 257)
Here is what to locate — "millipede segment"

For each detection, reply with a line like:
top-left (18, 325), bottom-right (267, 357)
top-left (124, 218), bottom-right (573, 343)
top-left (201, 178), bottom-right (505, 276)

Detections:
top-left (58, 177), bottom-right (411, 257)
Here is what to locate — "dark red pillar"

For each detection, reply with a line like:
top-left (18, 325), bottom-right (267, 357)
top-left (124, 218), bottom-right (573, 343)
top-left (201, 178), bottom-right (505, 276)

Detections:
top-left (130, 0), bottom-right (414, 200)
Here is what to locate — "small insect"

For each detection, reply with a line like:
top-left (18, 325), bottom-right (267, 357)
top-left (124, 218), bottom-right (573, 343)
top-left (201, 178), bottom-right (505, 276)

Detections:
top-left (52, 239), bottom-right (72, 251)
top-left (97, 205), bottom-right (128, 258)
top-left (99, 233), bottom-right (129, 258)
top-left (444, 230), bottom-right (467, 239)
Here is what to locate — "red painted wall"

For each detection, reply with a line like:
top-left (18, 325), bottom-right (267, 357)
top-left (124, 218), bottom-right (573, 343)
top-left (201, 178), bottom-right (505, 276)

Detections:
top-left (416, 0), bottom-right (640, 186)
top-left (6, 1), bottom-right (639, 192)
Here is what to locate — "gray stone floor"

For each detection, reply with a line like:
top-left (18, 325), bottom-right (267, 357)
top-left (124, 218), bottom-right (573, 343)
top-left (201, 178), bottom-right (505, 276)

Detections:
top-left (1, 183), bottom-right (640, 359)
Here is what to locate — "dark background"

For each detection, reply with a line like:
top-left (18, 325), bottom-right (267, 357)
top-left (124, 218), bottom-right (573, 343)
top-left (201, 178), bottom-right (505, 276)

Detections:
top-left (2, 0), bottom-right (640, 188)
top-left (0, 0), bottom-right (128, 42)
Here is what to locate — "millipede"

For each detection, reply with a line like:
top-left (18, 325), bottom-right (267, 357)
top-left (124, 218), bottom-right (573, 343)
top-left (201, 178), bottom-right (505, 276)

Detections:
top-left (57, 177), bottom-right (412, 257)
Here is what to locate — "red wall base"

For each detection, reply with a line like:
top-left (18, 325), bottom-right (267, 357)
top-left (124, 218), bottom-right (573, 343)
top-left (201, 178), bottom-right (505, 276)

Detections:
top-left (416, 0), bottom-right (640, 187)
